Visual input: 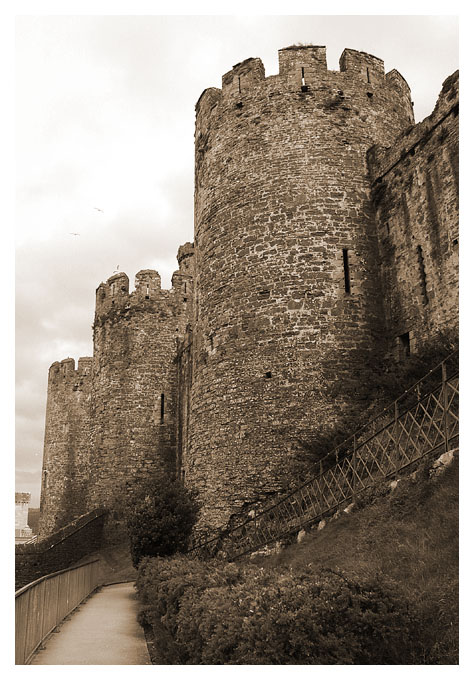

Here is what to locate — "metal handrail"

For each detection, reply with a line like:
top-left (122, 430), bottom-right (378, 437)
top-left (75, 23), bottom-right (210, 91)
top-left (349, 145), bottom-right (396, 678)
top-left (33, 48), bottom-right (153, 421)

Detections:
top-left (15, 558), bottom-right (101, 665)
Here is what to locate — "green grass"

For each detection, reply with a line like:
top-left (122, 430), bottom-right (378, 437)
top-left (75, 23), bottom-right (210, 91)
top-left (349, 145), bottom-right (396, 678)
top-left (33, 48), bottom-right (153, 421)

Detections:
top-left (253, 457), bottom-right (458, 664)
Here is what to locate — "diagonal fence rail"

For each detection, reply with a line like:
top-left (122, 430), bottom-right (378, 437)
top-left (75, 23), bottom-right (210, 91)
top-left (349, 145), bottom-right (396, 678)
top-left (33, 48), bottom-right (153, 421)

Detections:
top-left (189, 351), bottom-right (458, 561)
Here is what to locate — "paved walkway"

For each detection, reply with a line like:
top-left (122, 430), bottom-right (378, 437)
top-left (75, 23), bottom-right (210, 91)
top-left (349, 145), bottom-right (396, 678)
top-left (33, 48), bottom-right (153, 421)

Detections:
top-left (31, 582), bottom-right (151, 665)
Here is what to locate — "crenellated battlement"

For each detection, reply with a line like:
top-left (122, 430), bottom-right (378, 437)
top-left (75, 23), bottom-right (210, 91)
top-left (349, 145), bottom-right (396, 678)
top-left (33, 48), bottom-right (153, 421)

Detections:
top-left (278, 45), bottom-right (327, 75)
top-left (134, 269), bottom-right (162, 298)
top-left (94, 269), bottom-right (167, 321)
top-left (222, 57), bottom-right (265, 97)
top-left (339, 48), bottom-right (385, 83)
top-left (94, 244), bottom-right (194, 321)
top-left (195, 47), bottom-right (414, 133)
top-left (48, 357), bottom-right (93, 385)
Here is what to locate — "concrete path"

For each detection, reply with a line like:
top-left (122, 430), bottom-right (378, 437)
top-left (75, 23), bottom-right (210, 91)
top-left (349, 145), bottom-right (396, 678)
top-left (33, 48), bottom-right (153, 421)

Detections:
top-left (31, 582), bottom-right (151, 665)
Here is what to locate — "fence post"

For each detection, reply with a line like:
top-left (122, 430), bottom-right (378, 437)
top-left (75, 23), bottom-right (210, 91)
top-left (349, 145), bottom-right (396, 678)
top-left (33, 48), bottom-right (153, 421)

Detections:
top-left (352, 434), bottom-right (357, 501)
top-left (442, 360), bottom-right (449, 453)
top-left (394, 398), bottom-right (400, 468)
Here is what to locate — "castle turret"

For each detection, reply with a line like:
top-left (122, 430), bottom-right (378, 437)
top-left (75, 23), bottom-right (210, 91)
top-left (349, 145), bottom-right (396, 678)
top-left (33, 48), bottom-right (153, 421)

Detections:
top-left (88, 247), bottom-right (194, 536)
top-left (39, 357), bottom-right (92, 536)
top-left (187, 46), bottom-right (416, 532)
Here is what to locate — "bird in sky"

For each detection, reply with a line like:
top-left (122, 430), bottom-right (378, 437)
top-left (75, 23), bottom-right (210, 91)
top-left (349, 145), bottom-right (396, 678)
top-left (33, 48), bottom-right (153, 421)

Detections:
top-left (69, 232), bottom-right (80, 236)
top-left (94, 207), bottom-right (104, 213)
top-left (113, 265), bottom-right (120, 273)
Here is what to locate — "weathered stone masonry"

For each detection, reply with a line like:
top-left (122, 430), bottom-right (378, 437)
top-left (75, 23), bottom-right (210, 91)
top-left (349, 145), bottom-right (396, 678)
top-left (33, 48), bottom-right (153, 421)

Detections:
top-left (368, 71), bottom-right (459, 359)
top-left (188, 46), bottom-right (416, 532)
top-left (38, 46), bottom-right (458, 541)
top-left (39, 358), bottom-right (92, 536)
top-left (39, 249), bottom-right (194, 537)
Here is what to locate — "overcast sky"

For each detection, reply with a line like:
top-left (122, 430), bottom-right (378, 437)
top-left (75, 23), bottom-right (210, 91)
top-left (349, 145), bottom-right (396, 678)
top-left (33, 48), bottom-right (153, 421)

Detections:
top-left (15, 14), bottom-right (459, 506)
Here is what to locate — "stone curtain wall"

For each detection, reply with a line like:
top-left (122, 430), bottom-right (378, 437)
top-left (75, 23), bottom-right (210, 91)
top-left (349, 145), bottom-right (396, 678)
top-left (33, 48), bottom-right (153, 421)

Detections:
top-left (368, 71), bottom-right (459, 358)
top-left (188, 47), bottom-right (416, 533)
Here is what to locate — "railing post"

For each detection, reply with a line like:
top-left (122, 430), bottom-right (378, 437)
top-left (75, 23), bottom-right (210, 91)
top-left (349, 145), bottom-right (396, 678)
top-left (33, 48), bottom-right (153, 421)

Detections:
top-left (352, 434), bottom-right (357, 501)
top-left (442, 360), bottom-right (449, 453)
top-left (394, 398), bottom-right (400, 468)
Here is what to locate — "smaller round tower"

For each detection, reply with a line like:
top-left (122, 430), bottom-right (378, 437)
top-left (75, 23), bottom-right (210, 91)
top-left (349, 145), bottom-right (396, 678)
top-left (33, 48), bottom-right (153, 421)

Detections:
top-left (39, 356), bottom-right (92, 536)
top-left (87, 246), bottom-right (194, 532)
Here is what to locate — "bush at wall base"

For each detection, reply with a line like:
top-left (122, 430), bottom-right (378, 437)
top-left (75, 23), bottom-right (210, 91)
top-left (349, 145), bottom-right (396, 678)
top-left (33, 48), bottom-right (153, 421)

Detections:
top-left (125, 474), bottom-right (199, 568)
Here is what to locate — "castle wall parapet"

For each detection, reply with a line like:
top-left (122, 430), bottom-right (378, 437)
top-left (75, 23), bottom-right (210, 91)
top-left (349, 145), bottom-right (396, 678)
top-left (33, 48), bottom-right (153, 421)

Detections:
top-left (195, 47), bottom-right (415, 139)
top-left (368, 70), bottom-right (458, 183)
top-left (367, 70), bottom-right (458, 358)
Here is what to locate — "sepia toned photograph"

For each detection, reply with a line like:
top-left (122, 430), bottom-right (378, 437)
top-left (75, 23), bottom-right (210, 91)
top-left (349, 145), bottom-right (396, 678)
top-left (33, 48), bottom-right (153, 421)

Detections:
top-left (15, 9), bottom-right (459, 667)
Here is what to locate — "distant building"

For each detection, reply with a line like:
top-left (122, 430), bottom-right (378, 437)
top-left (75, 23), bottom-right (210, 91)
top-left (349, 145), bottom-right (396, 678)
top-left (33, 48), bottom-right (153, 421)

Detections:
top-left (15, 492), bottom-right (33, 543)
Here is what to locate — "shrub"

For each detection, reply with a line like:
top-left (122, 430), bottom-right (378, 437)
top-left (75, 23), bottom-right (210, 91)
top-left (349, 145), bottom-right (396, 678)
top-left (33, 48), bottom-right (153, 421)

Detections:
top-left (125, 473), bottom-right (199, 567)
top-left (136, 555), bottom-right (423, 664)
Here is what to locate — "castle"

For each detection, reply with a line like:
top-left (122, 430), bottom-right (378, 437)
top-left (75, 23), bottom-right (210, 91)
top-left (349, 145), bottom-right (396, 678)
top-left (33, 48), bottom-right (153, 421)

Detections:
top-left (38, 46), bottom-right (459, 540)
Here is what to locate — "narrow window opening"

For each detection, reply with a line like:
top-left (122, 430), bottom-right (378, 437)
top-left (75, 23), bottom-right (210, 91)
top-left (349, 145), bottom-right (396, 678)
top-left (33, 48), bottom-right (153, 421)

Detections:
top-left (265, 371), bottom-right (272, 379)
top-left (145, 284), bottom-right (150, 300)
top-left (342, 249), bottom-right (351, 294)
top-left (301, 66), bottom-right (308, 92)
top-left (238, 76), bottom-right (241, 93)
top-left (417, 245), bottom-right (428, 305)
top-left (184, 281), bottom-right (187, 293)
top-left (210, 334), bottom-right (214, 350)
top-left (43, 470), bottom-right (48, 489)
top-left (183, 297), bottom-right (187, 303)
top-left (160, 393), bottom-right (165, 423)
top-left (366, 67), bottom-right (371, 83)
top-left (399, 333), bottom-right (410, 359)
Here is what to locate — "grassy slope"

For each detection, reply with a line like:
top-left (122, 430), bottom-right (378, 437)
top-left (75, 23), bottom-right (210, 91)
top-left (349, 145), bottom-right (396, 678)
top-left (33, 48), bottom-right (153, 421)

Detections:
top-left (254, 457), bottom-right (459, 664)
top-left (74, 541), bottom-right (137, 585)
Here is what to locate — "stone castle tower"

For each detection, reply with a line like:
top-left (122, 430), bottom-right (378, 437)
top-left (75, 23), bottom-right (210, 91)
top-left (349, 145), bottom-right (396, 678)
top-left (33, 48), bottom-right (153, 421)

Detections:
top-left (39, 46), bottom-right (458, 539)
top-left (39, 251), bottom-right (193, 536)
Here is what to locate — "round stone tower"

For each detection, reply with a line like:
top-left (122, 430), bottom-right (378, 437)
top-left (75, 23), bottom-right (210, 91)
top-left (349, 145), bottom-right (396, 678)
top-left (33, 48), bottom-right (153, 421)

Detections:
top-left (88, 252), bottom-right (193, 530)
top-left (187, 46), bottom-right (415, 532)
top-left (39, 357), bottom-right (92, 536)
